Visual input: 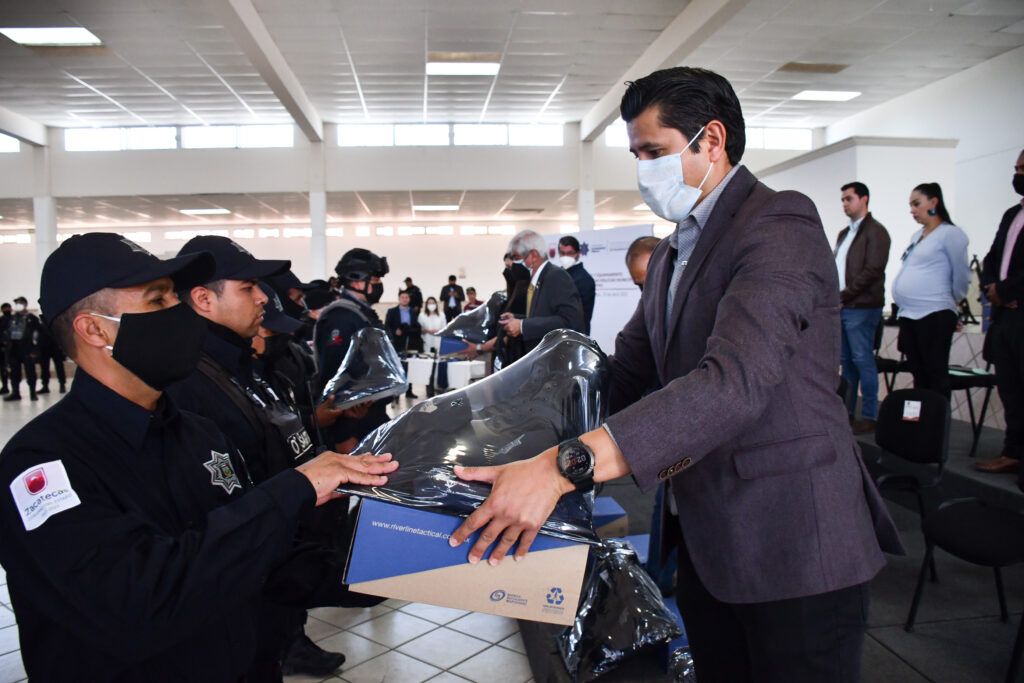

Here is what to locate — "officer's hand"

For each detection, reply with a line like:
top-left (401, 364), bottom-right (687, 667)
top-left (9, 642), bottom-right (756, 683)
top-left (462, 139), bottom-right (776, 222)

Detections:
top-left (296, 451), bottom-right (397, 506)
top-left (314, 394), bottom-right (345, 427)
top-left (461, 342), bottom-right (478, 359)
top-left (448, 447), bottom-right (573, 565)
top-left (342, 401), bottom-right (372, 419)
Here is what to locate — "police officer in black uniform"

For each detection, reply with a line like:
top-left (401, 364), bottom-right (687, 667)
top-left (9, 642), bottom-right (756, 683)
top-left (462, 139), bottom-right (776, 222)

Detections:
top-left (3, 296), bottom-right (41, 401)
top-left (34, 321), bottom-right (67, 394)
top-left (165, 236), bottom-right (354, 678)
top-left (0, 302), bottom-right (11, 394)
top-left (0, 233), bottom-right (397, 682)
top-left (314, 248), bottom-right (392, 452)
top-left (265, 269), bottom-right (317, 344)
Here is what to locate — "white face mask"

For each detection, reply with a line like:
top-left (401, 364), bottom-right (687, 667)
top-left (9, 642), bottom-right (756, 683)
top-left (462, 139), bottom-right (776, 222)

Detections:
top-left (558, 255), bottom-right (577, 269)
top-left (427, 303), bottom-right (437, 312)
top-left (636, 125), bottom-right (714, 224)
top-left (13, 303), bottom-right (25, 313)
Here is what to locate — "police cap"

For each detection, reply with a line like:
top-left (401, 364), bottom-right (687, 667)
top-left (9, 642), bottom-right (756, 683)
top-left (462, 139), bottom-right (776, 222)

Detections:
top-left (257, 282), bottom-right (303, 334)
top-left (335, 248), bottom-right (389, 282)
top-left (179, 235), bottom-right (290, 283)
top-left (39, 232), bottom-right (215, 326)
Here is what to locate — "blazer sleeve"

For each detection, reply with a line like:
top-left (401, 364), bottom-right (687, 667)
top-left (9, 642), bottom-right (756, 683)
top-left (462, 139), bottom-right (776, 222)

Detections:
top-left (605, 192), bottom-right (835, 491)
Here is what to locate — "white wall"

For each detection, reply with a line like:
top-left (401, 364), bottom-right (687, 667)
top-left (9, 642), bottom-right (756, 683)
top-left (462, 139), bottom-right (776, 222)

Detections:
top-left (826, 44), bottom-right (1024, 254)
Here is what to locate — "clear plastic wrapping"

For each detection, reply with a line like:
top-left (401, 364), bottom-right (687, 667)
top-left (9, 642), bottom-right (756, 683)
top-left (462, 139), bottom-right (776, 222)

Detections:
top-left (320, 327), bottom-right (409, 410)
top-left (336, 329), bottom-right (609, 542)
top-left (558, 539), bottom-right (683, 681)
top-left (437, 290), bottom-right (507, 344)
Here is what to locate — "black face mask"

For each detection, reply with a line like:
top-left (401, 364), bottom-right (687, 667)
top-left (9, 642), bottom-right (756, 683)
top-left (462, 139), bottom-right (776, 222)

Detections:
top-left (366, 282), bottom-right (384, 305)
top-left (101, 304), bottom-right (207, 391)
top-left (258, 333), bottom-right (292, 362)
top-left (1014, 173), bottom-right (1024, 197)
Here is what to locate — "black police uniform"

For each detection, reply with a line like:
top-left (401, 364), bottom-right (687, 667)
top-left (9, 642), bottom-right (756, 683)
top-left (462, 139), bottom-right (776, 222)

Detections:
top-left (0, 370), bottom-right (314, 682)
top-left (0, 311), bottom-right (11, 392)
top-left (4, 310), bottom-right (40, 397)
top-left (257, 339), bottom-right (322, 446)
top-left (34, 322), bottom-right (67, 392)
top-left (313, 290), bottom-right (390, 444)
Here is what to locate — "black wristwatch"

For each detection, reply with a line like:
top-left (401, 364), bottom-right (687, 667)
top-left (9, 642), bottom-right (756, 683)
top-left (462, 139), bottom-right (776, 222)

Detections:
top-left (557, 438), bottom-right (595, 493)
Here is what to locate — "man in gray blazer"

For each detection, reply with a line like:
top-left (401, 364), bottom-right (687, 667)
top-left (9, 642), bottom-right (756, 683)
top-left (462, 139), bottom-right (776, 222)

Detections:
top-left (450, 67), bottom-right (902, 683)
top-left (498, 229), bottom-right (585, 352)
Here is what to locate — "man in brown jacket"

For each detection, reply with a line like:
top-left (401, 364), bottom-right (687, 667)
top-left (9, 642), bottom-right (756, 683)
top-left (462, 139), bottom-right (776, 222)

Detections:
top-left (836, 182), bottom-right (891, 433)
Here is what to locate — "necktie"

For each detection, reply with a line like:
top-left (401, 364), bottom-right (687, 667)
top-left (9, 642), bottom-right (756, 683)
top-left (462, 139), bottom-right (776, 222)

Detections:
top-left (666, 218), bottom-right (700, 320)
top-left (526, 284), bottom-right (535, 315)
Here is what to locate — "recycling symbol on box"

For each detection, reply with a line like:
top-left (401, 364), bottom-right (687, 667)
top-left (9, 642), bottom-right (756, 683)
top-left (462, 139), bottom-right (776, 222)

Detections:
top-left (546, 587), bottom-right (564, 606)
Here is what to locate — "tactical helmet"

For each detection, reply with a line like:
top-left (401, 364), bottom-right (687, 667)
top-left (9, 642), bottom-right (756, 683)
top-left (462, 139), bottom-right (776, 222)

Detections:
top-left (335, 248), bottom-right (389, 282)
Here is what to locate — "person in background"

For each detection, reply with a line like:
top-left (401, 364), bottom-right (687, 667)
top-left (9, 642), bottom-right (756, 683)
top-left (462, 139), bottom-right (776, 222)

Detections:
top-left (403, 276), bottom-right (423, 313)
top-left (0, 302), bottom-right (11, 394)
top-left (891, 182), bottom-right (970, 399)
top-left (463, 287), bottom-right (482, 312)
top-left (418, 296), bottom-right (446, 355)
top-left (440, 275), bottom-right (465, 322)
top-left (34, 321), bottom-right (67, 394)
top-left (265, 270), bottom-right (316, 344)
top-left (3, 296), bottom-right (40, 402)
top-left (835, 182), bottom-right (891, 434)
top-left (498, 230), bottom-right (584, 354)
top-left (975, 150), bottom-right (1024, 475)
top-left (625, 236), bottom-right (661, 290)
top-left (386, 290), bottom-right (423, 400)
top-left (558, 235), bottom-right (596, 334)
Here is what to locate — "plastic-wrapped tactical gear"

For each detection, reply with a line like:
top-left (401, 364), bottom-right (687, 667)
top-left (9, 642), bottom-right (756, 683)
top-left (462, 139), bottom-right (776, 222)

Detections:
top-left (336, 329), bottom-right (608, 542)
top-left (559, 540), bottom-right (683, 681)
top-left (319, 327), bottom-right (408, 410)
top-left (437, 290), bottom-right (507, 344)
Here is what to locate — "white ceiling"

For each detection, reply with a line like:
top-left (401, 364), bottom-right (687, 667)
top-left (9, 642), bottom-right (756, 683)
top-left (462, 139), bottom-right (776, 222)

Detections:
top-left (0, 0), bottom-right (1021, 130)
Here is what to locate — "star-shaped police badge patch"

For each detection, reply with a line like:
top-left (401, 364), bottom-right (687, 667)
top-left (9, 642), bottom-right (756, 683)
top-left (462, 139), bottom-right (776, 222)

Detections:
top-left (203, 450), bottom-right (241, 494)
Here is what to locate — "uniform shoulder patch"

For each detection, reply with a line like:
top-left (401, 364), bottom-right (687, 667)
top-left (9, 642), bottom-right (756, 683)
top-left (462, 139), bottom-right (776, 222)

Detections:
top-left (203, 451), bottom-right (242, 494)
top-left (9, 460), bottom-right (82, 531)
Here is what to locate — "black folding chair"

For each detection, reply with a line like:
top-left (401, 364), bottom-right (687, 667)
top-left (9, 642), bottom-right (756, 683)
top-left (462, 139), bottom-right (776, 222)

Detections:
top-left (904, 498), bottom-right (1024, 683)
top-left (874, 316), bottom-right (908, 392)
top-left (948, 363), bottom-right (997, 458)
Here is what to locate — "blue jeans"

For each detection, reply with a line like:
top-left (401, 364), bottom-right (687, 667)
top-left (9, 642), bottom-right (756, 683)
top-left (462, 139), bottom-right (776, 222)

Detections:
top-left (840, 307), bottom-right (883, 420)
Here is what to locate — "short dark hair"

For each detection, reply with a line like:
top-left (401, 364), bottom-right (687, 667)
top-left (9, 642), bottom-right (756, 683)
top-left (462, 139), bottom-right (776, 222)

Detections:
top-left (448, 275), bottom-right (457, 282)
top-left (620, 67), bottom-right (745, 166)
top-left (467, 287), bottom-right (476, 295)
top-left (51, 290), bottom-right (113, 358)
top-left (558, 236), bottom-right (580, 252)
top-left (178, 279), bottom-right (225, 308)
top-left (626, 236), bottom-right (661, 264)
top-left (913, 182), bottom-right (954, 225)
top-left (841, 182), bottom-right (870, 201)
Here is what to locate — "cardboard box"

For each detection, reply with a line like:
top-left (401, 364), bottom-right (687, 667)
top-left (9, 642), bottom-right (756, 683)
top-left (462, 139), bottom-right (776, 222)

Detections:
top-left (345, 498), bottom-right (590, 625)
top-left (593, 496), bottom-right (629, 538)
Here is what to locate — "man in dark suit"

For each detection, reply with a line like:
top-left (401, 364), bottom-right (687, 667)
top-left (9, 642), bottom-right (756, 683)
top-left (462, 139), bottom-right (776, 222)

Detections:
top-left (403, 276), bottom-right (423, 313)
top-left (450, 67), bottom-right (902, 683)
top-left (497, 230), bottom-right (585, 353)
top-left (975, 149), bottom-right (1024, 475)
top-left (557, 236), bottom-right (596, 334)
top-left (835, 182), bottom-right (891, 434)
top-left (439, 275), bottom-right (464, 321)
top-left (385, 290), bottom-right (423, 354)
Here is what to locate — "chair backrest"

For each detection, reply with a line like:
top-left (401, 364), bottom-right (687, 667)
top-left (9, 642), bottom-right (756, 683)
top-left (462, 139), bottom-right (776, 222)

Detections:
top-left (875, 388), bottom-right (951, 466)
top-left (873, 316), bottom-right (885, 355)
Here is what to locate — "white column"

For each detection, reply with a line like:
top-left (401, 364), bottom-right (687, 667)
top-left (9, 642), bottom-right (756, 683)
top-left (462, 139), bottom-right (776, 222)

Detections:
top-left (32, 135), bottom-right (57, 282)
top-left (308, 138), bottom-right (327, 279)
top-left (577, 133), bottom-right (596, 231)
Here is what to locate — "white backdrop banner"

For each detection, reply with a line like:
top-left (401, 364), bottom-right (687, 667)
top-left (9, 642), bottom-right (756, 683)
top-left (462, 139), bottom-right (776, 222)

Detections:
top-left (546, 224), bottom-right (654, 354)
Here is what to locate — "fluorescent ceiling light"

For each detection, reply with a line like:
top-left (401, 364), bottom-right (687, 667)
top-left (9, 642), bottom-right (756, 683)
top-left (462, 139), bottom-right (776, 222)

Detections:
top-left (179, 208), bottom-right (231, 215)
top-left (633, 204), bottom-right (649, 211)
top-left (426, 62), bottom-right (500, 76)
top-left (792, 90), bottom-right (861, 102)
top-left (413, 204), bottom-right (459, 212)
top-left (0, 27), bottom-right (102, 46)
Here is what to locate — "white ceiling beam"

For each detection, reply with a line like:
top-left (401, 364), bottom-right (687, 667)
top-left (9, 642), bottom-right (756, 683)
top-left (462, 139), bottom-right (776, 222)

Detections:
top-left (207, 0), bottom-right (323, 142)
top-left (579, 0), bottom-right (750, 142)
top-left (0, 106), bottom-right (47, 147)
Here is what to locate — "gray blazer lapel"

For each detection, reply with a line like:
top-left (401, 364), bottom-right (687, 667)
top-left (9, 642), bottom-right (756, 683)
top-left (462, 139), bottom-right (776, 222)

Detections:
top-left (643, 240), bottom-right (674, 377)
top-left (664, 167), bottom-right (757, 349)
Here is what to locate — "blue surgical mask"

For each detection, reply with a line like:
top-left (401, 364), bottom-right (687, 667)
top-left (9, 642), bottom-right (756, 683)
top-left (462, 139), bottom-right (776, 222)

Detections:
top-left (636, 125), bottom-right (714, 224)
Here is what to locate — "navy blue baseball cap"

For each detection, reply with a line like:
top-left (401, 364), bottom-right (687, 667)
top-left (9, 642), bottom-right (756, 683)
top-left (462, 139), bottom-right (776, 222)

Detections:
top-left (257, 282), bottom-right (303, 334)
top-left (265, 270), bottom-right (315, 293)
top-left (39, 232), bottom-right (215, 325)
top-left (178, 235), bottom-right (290, 283)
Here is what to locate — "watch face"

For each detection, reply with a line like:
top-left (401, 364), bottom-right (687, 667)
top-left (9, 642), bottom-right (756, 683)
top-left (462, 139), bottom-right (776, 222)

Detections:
top-left (560, 443), bottom-right (593, 480)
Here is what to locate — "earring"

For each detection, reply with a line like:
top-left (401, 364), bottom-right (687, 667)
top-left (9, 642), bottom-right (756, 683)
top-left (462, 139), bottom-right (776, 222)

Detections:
top-left (927, 208), bottom-right (937, 216)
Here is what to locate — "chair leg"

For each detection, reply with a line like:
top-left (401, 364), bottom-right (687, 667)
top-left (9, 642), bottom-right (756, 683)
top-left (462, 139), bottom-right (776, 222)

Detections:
top-left (995, 567), bottom-right (1010, 623)
top-left (972, 387), bottom-right (993, 458)
top-left (1006, 611), bottom-right (1024, 683)
top-left (914, 490), bottom-right (939, 582)
top-left (906, 544), bottom-right (934, 632)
